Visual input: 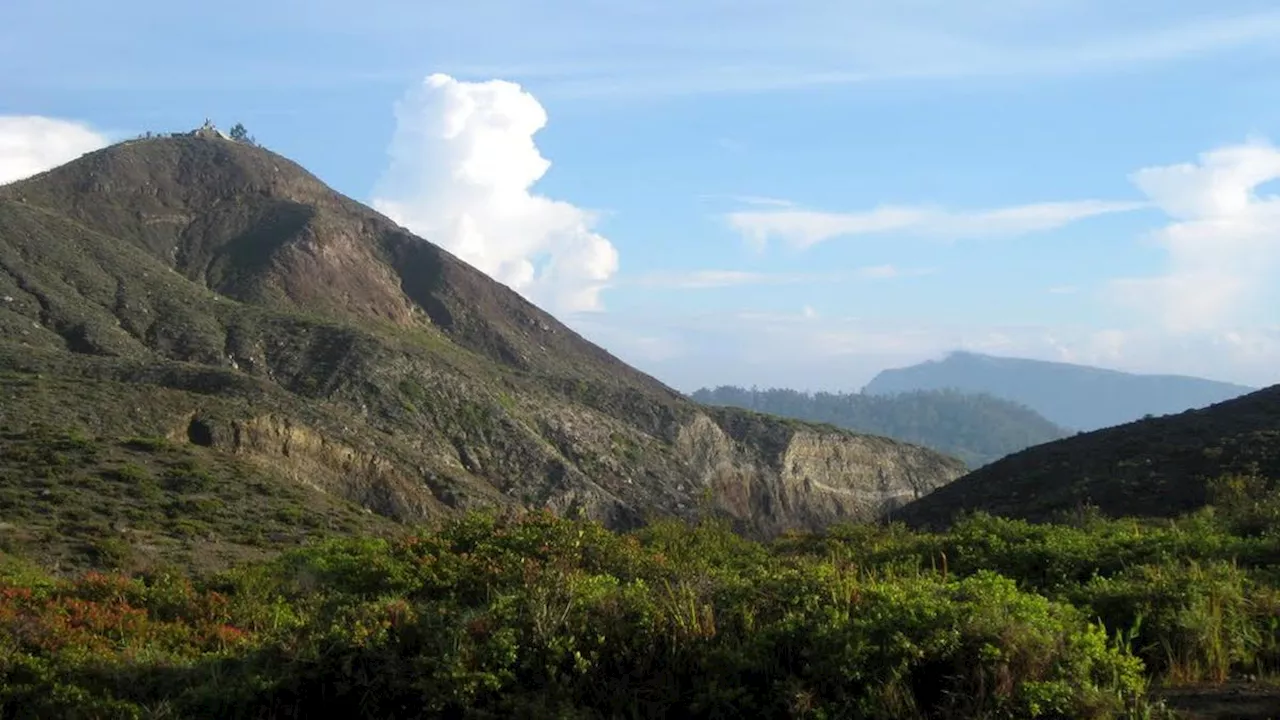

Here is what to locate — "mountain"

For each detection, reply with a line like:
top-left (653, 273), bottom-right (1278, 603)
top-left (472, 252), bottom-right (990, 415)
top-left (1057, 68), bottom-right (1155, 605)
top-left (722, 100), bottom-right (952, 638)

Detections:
top-left (864, 351), bottom-right (1255, 431)
top-left (690, 386), bottom-right (1068, 468)
top-left (893, 384), bottom-right (1280, 529)
top-left (0, 131), bottom-right (964, 568)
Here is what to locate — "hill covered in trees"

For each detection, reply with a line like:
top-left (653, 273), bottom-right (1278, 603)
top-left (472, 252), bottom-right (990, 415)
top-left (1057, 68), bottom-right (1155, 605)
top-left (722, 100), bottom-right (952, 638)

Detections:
top-left (691, 386), bottom-right (1068, 468)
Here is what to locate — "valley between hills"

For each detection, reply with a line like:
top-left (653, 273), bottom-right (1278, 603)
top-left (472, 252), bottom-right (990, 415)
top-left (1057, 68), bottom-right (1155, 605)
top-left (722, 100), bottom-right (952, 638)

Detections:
top-left (1, 131), bottom-right (1279, 719)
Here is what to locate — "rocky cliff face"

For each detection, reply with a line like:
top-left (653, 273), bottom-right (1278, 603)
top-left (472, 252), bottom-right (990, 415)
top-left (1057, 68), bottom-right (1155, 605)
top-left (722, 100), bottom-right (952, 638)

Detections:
top-left (678, 414), bottom-right (959, 535)
top-left (0, 134), bottom-right (965, 540)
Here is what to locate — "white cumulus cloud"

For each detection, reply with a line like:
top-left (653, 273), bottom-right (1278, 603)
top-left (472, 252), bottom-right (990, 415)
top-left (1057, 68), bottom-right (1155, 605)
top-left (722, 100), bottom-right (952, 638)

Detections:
top-left (728, 199), bottom-right (1143, 249)
top-left (372, 74), bottom-right (619, 314)
top-left (626, 265), bottom-right (933, 289)
top-left (0, 116), bottom-right (108, 186)
top-left (1111, 140), bottom-right (1280, 331)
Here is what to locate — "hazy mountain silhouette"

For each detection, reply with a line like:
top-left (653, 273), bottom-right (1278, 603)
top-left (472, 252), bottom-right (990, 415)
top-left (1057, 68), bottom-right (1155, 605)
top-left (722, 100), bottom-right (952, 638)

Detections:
top-left (864, 351), bottom-right (1255, 430)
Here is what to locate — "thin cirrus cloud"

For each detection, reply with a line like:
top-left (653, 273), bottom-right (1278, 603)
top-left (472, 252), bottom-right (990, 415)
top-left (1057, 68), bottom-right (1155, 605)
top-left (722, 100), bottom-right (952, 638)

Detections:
top-left (727, 199), bottom-right (1146, 249)
top-left (7, 3), bottom-right (1280, 97)
top-left (0, 116), bottom-right (108, 185)
top-left (627, 265), bottom-right (933, 290)
top-left (427, 4), bottom-right (1280, 100)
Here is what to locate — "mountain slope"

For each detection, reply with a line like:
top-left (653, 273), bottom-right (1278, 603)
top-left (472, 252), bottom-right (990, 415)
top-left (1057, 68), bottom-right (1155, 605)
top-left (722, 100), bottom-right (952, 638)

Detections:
top-left (0, 132), bottom-right (964, 557)
top-left (864, 351), bottom-right (1255, 431)
top-left (894, 384), bottom-right (1280, 528)
top-left (691, 386), bottom-right (1068, 467)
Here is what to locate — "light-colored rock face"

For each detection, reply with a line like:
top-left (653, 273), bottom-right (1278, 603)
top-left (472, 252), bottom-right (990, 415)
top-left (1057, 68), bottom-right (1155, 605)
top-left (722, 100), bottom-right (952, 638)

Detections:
top-left (672, 414), bottom-right (964, 537)
top-left (775, 432), bottom-right (960, 526)
top-left (163, 407), bottom-right (963, 541)
top-left (169, 414), bottom-right (452, 521)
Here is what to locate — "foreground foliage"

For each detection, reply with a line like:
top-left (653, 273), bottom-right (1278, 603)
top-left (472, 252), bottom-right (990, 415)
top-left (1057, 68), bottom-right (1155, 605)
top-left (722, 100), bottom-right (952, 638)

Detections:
top-left (4, 495), bottom-right (1280, 718)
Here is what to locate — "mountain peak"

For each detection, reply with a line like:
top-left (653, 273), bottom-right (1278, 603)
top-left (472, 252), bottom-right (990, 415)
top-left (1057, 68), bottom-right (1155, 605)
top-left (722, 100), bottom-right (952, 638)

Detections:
top-left (0, 139), bottom-right (966, 544)
top-left (1, 134), bottom-right (427, 331)
top-left (5, 132), bottom-right (332, 210)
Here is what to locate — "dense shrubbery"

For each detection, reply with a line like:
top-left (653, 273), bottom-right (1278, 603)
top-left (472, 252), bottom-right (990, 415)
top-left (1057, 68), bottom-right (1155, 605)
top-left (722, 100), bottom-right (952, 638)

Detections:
top-left (3, 500), bottom-right (1280, 718)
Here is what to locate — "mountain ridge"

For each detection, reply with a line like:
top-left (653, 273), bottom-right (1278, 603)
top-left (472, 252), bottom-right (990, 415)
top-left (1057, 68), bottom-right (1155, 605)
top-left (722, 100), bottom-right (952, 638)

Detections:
top-left (864, 350), bottom-right (1255, 430)
top-left (0, 132), bottom-right (964, 566)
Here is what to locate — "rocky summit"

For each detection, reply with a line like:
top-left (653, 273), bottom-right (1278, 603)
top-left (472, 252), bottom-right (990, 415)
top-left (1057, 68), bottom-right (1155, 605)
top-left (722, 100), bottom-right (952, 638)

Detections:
top-left (0, 131), bottom-right (963, 563)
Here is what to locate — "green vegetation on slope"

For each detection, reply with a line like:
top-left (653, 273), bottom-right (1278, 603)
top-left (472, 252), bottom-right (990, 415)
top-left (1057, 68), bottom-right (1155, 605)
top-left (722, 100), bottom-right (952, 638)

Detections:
top-left (692, 386), bottom-right (1067, 467)
top-left (7, 488), bottom-right (1280, 718)
top-left (896, 384), bottom-right (1280, 528)
top-left (0, 421), bottom-right (400, 576)
top-left (0, 135), bottom-right (965, 537)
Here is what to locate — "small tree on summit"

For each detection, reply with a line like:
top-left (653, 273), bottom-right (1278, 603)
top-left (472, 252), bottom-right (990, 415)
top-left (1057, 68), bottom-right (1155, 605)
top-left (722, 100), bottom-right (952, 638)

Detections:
top-left (228, 123), bottom-right (252, 143)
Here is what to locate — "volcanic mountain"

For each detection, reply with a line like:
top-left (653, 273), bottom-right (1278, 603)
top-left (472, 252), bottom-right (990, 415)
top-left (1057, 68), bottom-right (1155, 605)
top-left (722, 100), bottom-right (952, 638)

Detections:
top-left (0, 130), bottom-right (964, 567)
top-left (892, 384), bottom-right (1280, 529)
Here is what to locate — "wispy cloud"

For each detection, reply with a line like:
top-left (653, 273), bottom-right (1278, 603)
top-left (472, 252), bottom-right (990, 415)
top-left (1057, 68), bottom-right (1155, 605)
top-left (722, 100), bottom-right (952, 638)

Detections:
top-left (11, 2), bottom-right (1280, 95)
top-left (627, 270), bottom-right (816, 290)
top-left (625, 265), bottom-right (933, 289)
top-left (696, 193), bottom-right (797, 208)
top-left (728, 199), bottom-right (1143, 249)
top-left (430, 4), bottom-right (1280, 99)
top-left (727, 195), bottom-right (796, 208)
top-left (857, 264), bottom-right (935, 280)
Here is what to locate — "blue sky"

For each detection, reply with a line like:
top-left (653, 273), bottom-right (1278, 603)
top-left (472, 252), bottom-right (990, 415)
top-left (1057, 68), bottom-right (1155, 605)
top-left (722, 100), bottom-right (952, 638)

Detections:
top-left (3, 0), bottom-right (1280, 390)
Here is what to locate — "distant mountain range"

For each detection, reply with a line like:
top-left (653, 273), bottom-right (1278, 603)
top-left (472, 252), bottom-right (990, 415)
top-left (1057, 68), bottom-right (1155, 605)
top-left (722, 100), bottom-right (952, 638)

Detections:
top-left (894, 382), bottom-right (1280, 528)
top-left (864, 351), bottom-right (1256, 431)
top-left (690, 386), bottom-right (1069, 468)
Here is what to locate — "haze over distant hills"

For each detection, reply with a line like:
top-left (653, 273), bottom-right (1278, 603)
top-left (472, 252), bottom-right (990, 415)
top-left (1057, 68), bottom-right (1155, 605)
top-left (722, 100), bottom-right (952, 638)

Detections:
top-left (691, 386), bottom-right (1068, 468)
top-left (864, 351), bottom-right (1256, 431)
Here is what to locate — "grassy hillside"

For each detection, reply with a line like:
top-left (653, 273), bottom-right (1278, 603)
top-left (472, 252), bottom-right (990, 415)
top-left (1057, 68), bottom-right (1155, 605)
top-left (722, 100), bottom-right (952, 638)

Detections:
top-left (895, 384), bottom-right (1280, 529)
top-left (692, 386), bottom-right (1067, 467)
top-left (0, 421), bottom-right (399, 576)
